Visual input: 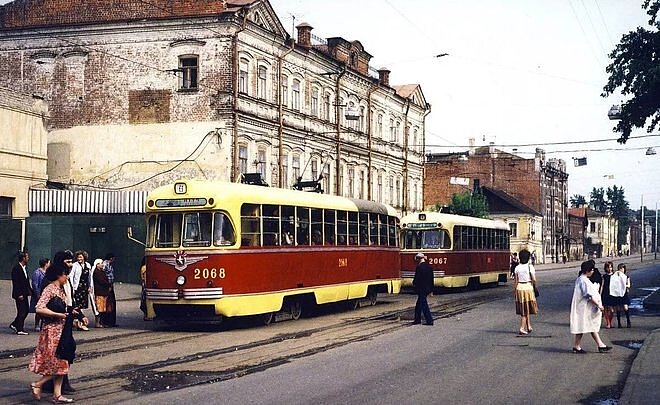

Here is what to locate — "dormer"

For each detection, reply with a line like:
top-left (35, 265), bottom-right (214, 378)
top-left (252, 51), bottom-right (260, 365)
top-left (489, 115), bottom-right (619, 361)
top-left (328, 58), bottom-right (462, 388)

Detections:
top-left (324, 37), bottom-right (372, 76)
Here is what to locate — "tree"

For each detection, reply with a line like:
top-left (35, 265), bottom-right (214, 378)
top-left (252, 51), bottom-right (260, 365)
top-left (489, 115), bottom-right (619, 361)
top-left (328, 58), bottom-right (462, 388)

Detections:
top-left (439, 191), bottom-right (489, 218)
top-left (570, 194), bottom-right (587, 208)
top-left (590, 187), bottom-right (607, 213)
top-left (602, 0), bottom-right (660, 143)
top-left (606, 185), bottom-right (631, 249)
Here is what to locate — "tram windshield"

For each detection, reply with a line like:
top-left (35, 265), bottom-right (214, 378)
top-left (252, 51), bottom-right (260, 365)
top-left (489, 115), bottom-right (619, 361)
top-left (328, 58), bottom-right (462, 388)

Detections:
top-left (403, 229), bottom-right (451, 250)
top-left (150, 211), bottom-right (236, 248)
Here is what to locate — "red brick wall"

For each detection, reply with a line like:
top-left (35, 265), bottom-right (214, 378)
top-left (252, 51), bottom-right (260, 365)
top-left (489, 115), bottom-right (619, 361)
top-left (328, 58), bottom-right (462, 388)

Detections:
top-left (0, 0), bottom-right (231, 30)
top-left (424, 154), bottom-right (542, 212)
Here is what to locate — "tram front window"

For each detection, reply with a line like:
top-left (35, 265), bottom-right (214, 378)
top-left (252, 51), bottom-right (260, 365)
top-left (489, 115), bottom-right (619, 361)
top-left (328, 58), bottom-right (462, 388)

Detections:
top-left (156, 213), bottom-right (183, 248)
top-left (404, 229), bottom-right (451, 250)
top-left (183, 212), bottom-right (212, 247)
top-left (213, 212), bottom-right (236, 246)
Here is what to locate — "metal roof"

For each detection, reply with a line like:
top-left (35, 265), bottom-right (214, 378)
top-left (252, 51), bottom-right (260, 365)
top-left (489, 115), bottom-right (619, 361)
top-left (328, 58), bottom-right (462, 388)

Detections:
top-left (29, 189), bottom-right (147, 214)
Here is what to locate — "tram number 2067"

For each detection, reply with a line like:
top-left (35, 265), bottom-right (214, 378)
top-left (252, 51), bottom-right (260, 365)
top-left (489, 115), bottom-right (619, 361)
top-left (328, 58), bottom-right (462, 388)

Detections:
top-left (428, 257), bottom-right (447, 265)
top-left (193, 267), bottom-right (226, 280)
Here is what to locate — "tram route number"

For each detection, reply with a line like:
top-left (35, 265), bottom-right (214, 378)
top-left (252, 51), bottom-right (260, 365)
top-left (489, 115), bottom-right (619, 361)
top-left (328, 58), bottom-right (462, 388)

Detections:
top-left (193, 267), bottom-right (226, 280)
top-left (428, 257), bottom-right (447, 265)
top-left (338, 258), bottom-right (348, 268)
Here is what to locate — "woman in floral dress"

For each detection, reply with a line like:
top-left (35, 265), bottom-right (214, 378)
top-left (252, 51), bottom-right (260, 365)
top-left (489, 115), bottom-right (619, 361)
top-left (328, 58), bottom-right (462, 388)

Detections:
top-left (28, 262), bottom-right (74, 403)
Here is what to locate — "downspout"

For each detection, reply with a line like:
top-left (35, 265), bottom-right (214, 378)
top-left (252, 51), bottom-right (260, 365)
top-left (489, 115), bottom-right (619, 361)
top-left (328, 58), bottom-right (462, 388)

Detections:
top-left (231, 9), bottom-right (249, 182)
top-left (277, 38), bottom-right (296, 188)
top-left (366, 82), bottom-right (378, 201)
top-left (421, 103), bottom-right (431, 209)
top-left (334, 67), bottom-right (346, 196)
top-left (402, 98), bottom-right (411, 215)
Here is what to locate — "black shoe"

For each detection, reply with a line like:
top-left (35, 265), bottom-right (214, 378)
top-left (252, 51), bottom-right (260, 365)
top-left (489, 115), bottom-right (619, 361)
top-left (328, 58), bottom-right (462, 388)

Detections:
top-left (572, 348), bottom-right (587, 354)
top-left (598, 346), bottom-right (613, 353)
top-left (411, 321), bottom-right (421, 325)
top-left (423, 322), bottom-right (434, 326)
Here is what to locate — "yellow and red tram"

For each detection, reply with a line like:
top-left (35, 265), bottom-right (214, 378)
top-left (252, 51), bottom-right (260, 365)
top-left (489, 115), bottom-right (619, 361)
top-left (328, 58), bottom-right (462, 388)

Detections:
top-left (144, 180), bottom-right (401, 324)
top-left (400, 212), bottom-right (510, 289)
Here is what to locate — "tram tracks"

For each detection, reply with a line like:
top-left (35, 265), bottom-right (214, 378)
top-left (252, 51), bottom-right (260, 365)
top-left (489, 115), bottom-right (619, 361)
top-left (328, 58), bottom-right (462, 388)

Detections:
top-left (2, 293), bottom-right (502, 404)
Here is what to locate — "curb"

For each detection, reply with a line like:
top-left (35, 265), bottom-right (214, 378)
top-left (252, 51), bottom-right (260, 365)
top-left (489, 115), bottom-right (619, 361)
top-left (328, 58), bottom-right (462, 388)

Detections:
top-left (619, 328), bottom-right (660, 405)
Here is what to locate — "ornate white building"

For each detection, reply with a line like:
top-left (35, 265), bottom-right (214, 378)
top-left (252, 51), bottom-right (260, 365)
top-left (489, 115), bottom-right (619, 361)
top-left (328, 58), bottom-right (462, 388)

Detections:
top-left (0, 0), bottom-right (429, 214)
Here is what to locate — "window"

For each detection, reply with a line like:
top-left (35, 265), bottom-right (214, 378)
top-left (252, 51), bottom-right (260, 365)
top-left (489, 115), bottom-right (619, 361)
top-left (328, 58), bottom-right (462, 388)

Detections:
top-left (183, 212), bottom-right (212, 247)
top-left (323, 93), bottom-right (331, 121)
top-left (178, 56), bottom-right (198, 90)
top-left (337, 211), bottom-right (348, 245)
top-left (239, 59), bottom-right (249, 94)
top-left (281, 205), bottom-right (295, 245)
top-left (322, 163), bottom-right (330, 193)
top-left (257, 65), bottom-right (267, 99)
top-left (238, 145), bottom-right (248, 176)
top-left (377, 174), bottom-right (383, 203)
top-left (311, 88), bottom-right (319, 117)
top-left (377, 114), bottom-right (383, 138)
top-left (359, 213), bottom-right (369, 245)
top-left (339, 166), bottom-right (344, 196)
top-left (379, 214), bottom-right (388, 245)
top-left (369, 213), bottom-right (379, 245)
top-left (348, 101), bottom-right (356, 130)
top-left (403, 229), bottom-right (451, 250)
top-left (389, 119), bottom-right (395, 142)
top-left (311, 160), bottom-right (318, 182)
top-left (348, 212), bottom-right (358, 245)
top-left (280, 75), bottom-right (288, 106)
top-left (292, 154), bottom-right (301, 182)
top-left (311, 209), bottom-right (323, 245)
top-left (590, 222), bottom-right (596, 233)
top-left (388, 216), bottom-right (398, 246)
top-left (389, 176), bottom-right (394, 205)
top-left (296, 207), bottom-right (310, 245)
top-left (348, 166), bottom-right (354, 197)
top-left (292, 79), bottom-right (301, 110)
top-left (395, 179), bottom-right (401, 207)
top-left (413, 183), bottom-right (418, 209)
top-left (0, 197), bottom-right (12, 217)
top-left (509, 222), bottom-right (518, 238)
top-left (358, 170), bottom-right (365, 199)
top-left (156, 213), bottom-right (183, 248)
top-left (213, 212), bottom-right (236, 246)
top-left (256, 148), bottom-right (267, 179)
top-left (240, 204), bottom-right (260, 246)
top-left (413, 128), bottom-right (418, 152)
top-left (359, 106), bottom-right (365, 132)
top-left (262, 204), bottom-right (280, 246)
top-left (395, 121), bottom-right (401, 143)
top-left (282, 153), bottom-right (289, 186)
top-left (324, 209), bottom-right (336, 245)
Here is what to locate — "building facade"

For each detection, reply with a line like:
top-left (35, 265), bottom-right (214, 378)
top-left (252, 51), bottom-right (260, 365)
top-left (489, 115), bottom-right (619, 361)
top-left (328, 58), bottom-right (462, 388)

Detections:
top-left (584, 208), bottom-right (618, 258)
top-left (567, 207), bottom-right (586, 261)
top-left (0, 0), bottom-right (428, 214)
top-left (425, 146), bottom-right (568, 263)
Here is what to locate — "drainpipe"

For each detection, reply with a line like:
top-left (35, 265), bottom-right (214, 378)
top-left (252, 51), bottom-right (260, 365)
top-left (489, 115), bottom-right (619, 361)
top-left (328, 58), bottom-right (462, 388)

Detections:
top-left (231, 9), bottom-right (249, 182)
top-left (334, 67), bottom-right (346, 196)
top-left (402, 98), bottom-right (411, 215)
top-left (421, 103), bottom-right (431, 209)
top-left (366, 82), bottom-right (378, 201)
top-left (277, 39), bottom-right (296, 188)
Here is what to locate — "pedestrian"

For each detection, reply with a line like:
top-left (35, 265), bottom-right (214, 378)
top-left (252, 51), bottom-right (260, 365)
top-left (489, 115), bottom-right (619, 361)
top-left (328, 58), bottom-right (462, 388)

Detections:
top-left (509, 252), bottom-right (519, 278)
top-left (600, 261), bottom-right (615, 328)
top-left (10, 251), bottom-right (32, 336)
top-left (71, 251), bottom-right (91, 331)
top-left (530, 251), bottom-right (536, 265)
top-left (93, 259), bottom-right (112, 328)
top-left (611, 263), bottom-right (631, 328)
top-left (139, 257), bottom-right (148, 320)
top-left (562, 253), bottom-right (567, 264)
top-left (570, 260), bottom-right (612, 354)
top-left (513, 249), bottom-right (538, 335)
top-left (101, 253), bottom-right (117, 327)
top-left (412, 252), bottom-right (434, 326)
top-left (30, 258), bottom-right (50, 332)
top-left (28, 253), bottom-right (76, 403)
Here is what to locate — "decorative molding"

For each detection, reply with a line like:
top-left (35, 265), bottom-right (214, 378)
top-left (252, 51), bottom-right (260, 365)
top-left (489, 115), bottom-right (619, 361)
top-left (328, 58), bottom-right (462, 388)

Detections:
top-left (169, 38), bottom-right (207, 48)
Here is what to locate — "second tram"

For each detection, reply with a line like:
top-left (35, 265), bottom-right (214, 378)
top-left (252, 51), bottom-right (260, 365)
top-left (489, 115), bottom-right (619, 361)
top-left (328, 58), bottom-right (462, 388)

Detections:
top-left (144, 180), bottom-right (401, 324)
top-left (400, 212), bottom-right (510, 289)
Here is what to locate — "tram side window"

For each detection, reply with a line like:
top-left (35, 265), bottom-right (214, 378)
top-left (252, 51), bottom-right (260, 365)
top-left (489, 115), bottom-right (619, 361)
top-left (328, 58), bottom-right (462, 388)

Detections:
top-left (422, 229), bottom-right (451, 249)
top-left (388, 216), bottom-right (398, 246)
top-left (311, 209), bottom-right (323, 245)
top-left (183, 212), bottom-right (212, 247)
top-left (146, 215), bottom-right (156, 248)
top-left (281, 205), bottom-right (295, 245)
top-left (337, 211), bottom-right (348, 245)
top-left (358, 213), bottom-right (369, 245)
top-left (156, 213), bottom-right (182, 248)
top-left (213, 212), bottom-right (236, 246)
top-left (369, 213), bottom-right (379, 245)
top-left (296, 207), bottom-right (310, 245)
top-left (378, 214), bottom-right (388, 245)
top-left (262, 204), bottom-right (280, 246)
top-left (348, 212), bottom-right (358, 245)
top-left (241, 204), bottom-right (261, 247)
top-left (324, 209), bottom-right (335, 245)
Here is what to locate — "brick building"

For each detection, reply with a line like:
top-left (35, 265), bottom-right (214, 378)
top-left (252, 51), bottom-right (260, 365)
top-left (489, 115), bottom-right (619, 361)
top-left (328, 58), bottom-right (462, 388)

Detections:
top-left (425, 146), bottom-right (568, 263)
top-left (567, 207), bottom-right (587, 261)
top-left (0, 0), bottom-right (429, 214)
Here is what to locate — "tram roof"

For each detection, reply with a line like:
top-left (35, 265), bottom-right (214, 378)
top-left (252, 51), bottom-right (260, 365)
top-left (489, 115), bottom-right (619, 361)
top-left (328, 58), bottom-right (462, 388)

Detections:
top-left (147, 180), bottom-right (397, 215)
top-left (400, 211), bottom-right (509, 230)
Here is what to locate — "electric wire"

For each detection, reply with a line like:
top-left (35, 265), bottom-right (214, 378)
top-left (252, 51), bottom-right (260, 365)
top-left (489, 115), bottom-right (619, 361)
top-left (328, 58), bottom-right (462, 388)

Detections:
top-left (567, 0), bottom-right (605, 65)
top-left (592, 0), bottom-right (615, 46)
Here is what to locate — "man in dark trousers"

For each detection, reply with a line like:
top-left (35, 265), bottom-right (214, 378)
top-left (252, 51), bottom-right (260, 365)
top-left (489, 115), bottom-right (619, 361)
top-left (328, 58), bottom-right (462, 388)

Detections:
top-left (10, 251), bottom-right (32, 335)
top-left (412, 252), bottom-right (434, 325)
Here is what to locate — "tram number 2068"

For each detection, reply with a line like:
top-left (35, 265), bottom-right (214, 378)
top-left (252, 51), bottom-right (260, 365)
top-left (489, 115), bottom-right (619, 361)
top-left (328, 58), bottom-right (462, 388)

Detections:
top-left (193, 267), bottom-right (226, 280)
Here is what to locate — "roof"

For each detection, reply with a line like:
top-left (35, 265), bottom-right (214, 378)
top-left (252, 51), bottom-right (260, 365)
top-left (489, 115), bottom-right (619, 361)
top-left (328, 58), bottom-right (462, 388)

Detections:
top-left (481, 187), bottom-right (542, 216)
top-left (0, 86), bottom-right (48, 115)
top-left (568, 207), bottom-right (586, 218)
top-left (393, 84), bottom-right (418, 98)
top-left (400, 211), bottom-right (509, 230)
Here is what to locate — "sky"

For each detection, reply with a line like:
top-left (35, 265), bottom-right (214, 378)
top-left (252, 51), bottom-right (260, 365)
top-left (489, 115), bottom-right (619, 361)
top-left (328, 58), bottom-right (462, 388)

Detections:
top-left (1, 0), bottom-right (658, 209)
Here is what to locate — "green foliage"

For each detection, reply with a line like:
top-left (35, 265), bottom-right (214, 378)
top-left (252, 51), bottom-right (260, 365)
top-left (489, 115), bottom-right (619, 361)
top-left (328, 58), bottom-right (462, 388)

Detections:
top-left (590, 187), bottom-right (607, 213)
top-left (606, 185), bottom-right (631, 249)
top-left (570, 194), bottom-right (587, 208)
top-left (445, 191), bottom-right (489, 218)
top-left (602, 0), bottom-right (660, 143)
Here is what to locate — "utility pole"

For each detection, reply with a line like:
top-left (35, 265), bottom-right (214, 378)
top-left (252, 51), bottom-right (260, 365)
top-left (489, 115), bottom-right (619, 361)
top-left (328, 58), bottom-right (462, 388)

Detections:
top-left (641, 195), bottom-right (644, 263)
top-left (655, 201), bottom-right (658, 260)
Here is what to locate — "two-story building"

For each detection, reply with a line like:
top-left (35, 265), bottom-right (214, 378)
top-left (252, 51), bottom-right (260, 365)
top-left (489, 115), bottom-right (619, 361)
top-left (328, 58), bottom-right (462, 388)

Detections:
top-left (584, 207), bottom-right (618, 258)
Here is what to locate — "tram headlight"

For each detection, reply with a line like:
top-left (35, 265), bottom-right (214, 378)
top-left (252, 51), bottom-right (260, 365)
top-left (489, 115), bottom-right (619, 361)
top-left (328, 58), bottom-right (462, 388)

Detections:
top-left (176, 275), bottom-right (186, 286)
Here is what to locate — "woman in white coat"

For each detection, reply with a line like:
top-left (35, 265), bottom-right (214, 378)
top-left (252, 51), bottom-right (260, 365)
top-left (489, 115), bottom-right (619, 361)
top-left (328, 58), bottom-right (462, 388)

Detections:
top-left (570, 261), bottom-right (612, 354)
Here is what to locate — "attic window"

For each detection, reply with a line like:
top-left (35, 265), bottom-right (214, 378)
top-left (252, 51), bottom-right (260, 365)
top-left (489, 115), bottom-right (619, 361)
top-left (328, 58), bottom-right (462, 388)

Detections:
top-left (350, 52), bottom-right (358, 68)
top-left (178, 56), bottom-right (198, 91)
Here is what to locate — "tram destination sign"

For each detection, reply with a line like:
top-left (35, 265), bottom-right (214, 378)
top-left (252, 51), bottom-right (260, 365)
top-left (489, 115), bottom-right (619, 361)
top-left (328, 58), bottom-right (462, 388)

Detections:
top-left (406, 222), bottom-right (438, 229)
top-left (155, 198), bottom-right (207, 208)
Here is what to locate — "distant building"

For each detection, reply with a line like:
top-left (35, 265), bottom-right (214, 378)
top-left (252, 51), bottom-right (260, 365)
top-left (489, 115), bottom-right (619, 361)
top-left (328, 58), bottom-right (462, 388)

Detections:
top-left (584, 207), bottom-right (618, 258)
top-left (425, 146), bottom-right (568, 263)
top-left (567, 207), bottom-right (587, 261)
top-left (481, 187), bottom-right (542, 261)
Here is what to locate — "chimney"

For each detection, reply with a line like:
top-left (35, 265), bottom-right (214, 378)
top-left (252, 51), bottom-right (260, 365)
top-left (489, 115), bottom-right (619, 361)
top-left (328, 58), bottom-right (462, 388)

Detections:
top-left (468, 137), bottom-right (475, 155)
top-left (377, 67), bottom-right (390, 87)
top-left (488, 141), bottom-right (495, 155)
top-left (296, 23), bottom-right (313, 49)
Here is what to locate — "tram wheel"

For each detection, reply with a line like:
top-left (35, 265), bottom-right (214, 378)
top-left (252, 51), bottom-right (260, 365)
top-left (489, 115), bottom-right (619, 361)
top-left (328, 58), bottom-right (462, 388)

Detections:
top-left (367, 290), bottom-right (378, 306)
top-left (348, 299), bottom-right (360, 310)
top-left (261, 312), bottom-right (274, 326)
top-left (289, 301), bottom-right (302, 320)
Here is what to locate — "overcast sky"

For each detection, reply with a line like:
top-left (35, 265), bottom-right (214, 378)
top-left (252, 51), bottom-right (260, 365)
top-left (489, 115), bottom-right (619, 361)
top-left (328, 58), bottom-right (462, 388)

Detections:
top-left (2, 0), bottom-right (658, 209)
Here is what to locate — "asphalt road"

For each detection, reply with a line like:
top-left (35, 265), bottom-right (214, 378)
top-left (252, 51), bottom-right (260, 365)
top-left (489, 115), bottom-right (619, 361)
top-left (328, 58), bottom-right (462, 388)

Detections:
top-left (123, 261), bottom-right (660, 405)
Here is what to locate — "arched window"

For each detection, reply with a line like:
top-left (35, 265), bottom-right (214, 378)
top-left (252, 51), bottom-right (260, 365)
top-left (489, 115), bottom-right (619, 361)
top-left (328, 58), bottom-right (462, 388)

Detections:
top-left (239, 58), bottom-right (249, 94)
top-left (311, 87), bottom-right (319, 117)
top-left (238, 144), bottom-right (248, 175)
top-left (256, 147), bottom-right (267, 179)
top-left (323, 92), bottom-right (331, 121)
top-left (389, 119), bottom-right (395, 142)
top-left (292, 79), bottom-right (301, 110)
top-left (280, 74), bottom-right (288, 106)
top-left (292, 154), bottom-right (301, 182)
top-left (359, 106), bottom-right (365, 132)
top-left (395, 121), bottom-right (401, 144)
top-left (377, 114), bottom-right (383, 138)
top-left (413, 128), bottom-right (418, 152)
top-left (348, 166), bottom-right (355, 197)
top-left (377, 173), bottom-right (383, 203)
top-left (257, 65), bottom-right (267, 99)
